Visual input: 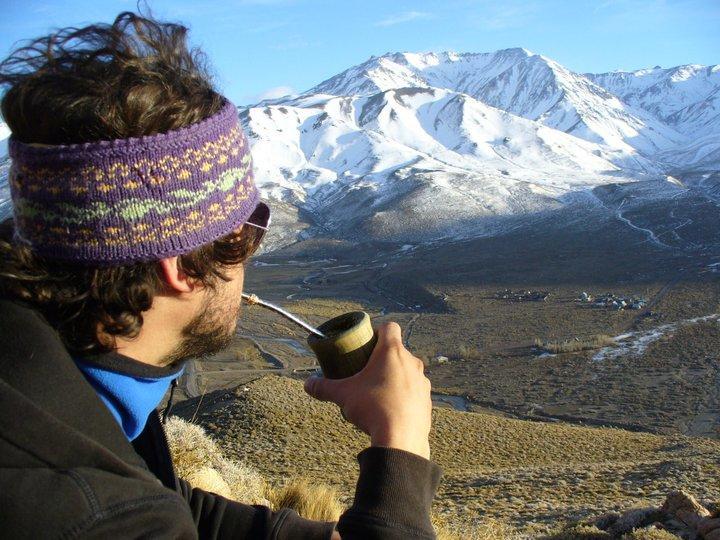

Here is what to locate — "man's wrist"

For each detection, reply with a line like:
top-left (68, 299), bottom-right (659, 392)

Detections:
top-left (370, 432), bottom-right (431, 460)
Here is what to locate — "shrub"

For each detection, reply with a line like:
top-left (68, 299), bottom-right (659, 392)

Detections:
top-left (165, 416), bottom-right (345, 520)
top-left (268, 478), bottom-right (343, 521)
top-left (433, 515), bottom-right (516, 539)
top-left (534, 335), bottom-right (616, 354)
top-left (165, 416), bottom-right (269, 506)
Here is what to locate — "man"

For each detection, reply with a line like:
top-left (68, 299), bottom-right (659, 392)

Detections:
top-left (0, 9), bottom-right (441, 540)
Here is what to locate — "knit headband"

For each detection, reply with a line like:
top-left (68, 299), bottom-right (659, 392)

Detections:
top-left (7, 97), bottom-right (260, 264)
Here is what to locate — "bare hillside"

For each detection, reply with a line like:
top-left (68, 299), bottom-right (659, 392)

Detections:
top-left (172, 375), bottom-right (720, 536)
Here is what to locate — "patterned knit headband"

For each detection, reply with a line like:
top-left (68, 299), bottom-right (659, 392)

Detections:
top-left (7, 97), bottom-right (260, 264)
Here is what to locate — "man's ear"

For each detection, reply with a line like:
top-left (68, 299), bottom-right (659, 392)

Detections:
top-left (157, 256), bottom-right (195, 293)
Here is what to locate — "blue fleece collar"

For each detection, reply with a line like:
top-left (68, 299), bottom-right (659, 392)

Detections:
top-left (74, 356), bottom-right (184, 441)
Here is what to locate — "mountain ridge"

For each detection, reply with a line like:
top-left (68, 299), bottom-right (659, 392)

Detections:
top-left (233, 48), bottom-right (718, 249)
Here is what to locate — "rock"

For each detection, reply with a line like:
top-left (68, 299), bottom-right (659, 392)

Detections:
top-left (604, 507), bottom-right (663, 536)
top-left (435, 355), bottom-right (449, 364)
top-left (662, 490), bottom-right (711, 527)
top-left (590, 492), bottom-right (720, 538)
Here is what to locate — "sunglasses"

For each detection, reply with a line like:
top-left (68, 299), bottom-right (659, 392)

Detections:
top-left (245, 201), bottom-right (270, 233)
top-left (240, 201), bottom-right (271, 255)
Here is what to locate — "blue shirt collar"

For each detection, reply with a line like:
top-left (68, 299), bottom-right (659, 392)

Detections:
top-left (74, 352), bottom-right (185, 441)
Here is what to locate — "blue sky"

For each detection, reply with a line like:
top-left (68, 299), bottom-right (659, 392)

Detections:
top-left (1, 0), bottom-right (718, 106)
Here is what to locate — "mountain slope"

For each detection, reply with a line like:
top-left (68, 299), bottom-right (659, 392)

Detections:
top-left (587, 64), bottom-right (720, 172)
top-left (306, 49), bottom-right (688, 166)
top-left (0, 122), bottom-right (10, 159)
top-left (588, 64), bottom-right (720, 138)
top-left (242, 86), bottom-right (649, 243)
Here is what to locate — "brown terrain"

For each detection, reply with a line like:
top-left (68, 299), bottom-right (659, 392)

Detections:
top-left (168, 202), bottom-right (720, 537)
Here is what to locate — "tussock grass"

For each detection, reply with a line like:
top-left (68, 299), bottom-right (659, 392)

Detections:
top-left (165, 417), bottom-right (269, 505)
top-left (457, 343), bottom-right (483, 360)
top-left (165, 417), bottom-right (345, 520)
top-left (268, 478), bottom-right (343, 521)
top-left (534, 334), bottom-right (616, 354)
top-left (626, 531), bottom-right (680, 540)
top-left (433, 515), bottom-right (515, 539)
top-left (544, 523), bottom-right (679, 539)
top-left (543, 524), bottom-right (610, 539)
top-left (165, 416), bottom-right (224, 475)
top-left (184, 467), bottom-right (233, 499)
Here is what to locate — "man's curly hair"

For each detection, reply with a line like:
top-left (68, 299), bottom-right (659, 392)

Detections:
top-left (0, 7), bottom-right (263, 357)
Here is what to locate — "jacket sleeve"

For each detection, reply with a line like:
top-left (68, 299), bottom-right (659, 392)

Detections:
top-left (180, 447), bottom-right (442, 540)
top-left (336, 447), bottom-right (443, 539)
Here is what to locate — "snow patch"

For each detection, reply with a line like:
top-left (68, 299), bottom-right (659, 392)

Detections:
top-left (593, 314), bottom-right (720, 361)
top-left (0, 123), bottom-right (11, 159)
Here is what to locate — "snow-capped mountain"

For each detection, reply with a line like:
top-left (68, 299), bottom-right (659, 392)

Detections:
top-left (588, 64), bottom-right (720, 172)
top-left (588, 64), bottom-right (720, 137)
top-left (303, 49), bottom-right (688, 169)
top-left (242, 86), bottom-right (647, 242)
top-left (242, 49), bottom-right (718, 246)
top-left (0, 122), bottom-right (10, 159)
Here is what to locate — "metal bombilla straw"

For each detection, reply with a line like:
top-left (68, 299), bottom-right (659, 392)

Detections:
top-left (242, 293), bottom-right (377, 380)
top-left (241, 293), bottom-right (325, 338)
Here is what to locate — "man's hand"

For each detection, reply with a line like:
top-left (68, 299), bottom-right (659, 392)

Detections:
top-left (304, 322), bottom-right (432, 460)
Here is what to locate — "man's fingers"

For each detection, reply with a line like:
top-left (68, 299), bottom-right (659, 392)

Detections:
top-left (304, 375), bottom-right (343, 404)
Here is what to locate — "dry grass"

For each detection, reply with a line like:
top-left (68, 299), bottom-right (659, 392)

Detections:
top-left (433, 514), bottom-right (516, 539)
top-left (166, 416), bottom-right (475, 533)
top-left (172, 375), bottom-right (720, 536)
top-left (166, 416), bottom-right (347, 521)
top-left (534, 334), bottom-right (616, 354)
top-left (457, 343), bottom-right (484, 361)
top-left (268, 478), bottom-right (343, 521)
top-left (165, 417), bottom-right (269, 505)
top-left (544, 523), bottom-right (679, 539)
top-left (625, 531), bottom-right (680, 540)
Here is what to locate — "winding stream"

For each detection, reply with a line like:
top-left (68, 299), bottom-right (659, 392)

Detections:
top-left (237, 334), bottom-right (310, 356)
top-left (431, 393), bottom-right (471, 412)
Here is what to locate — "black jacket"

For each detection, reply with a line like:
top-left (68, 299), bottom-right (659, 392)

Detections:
top-left (0, 299), bottom-right (443, 539)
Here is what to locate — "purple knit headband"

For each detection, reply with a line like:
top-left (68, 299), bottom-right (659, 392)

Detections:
top-left (7, 97), bottom-right (260, 264)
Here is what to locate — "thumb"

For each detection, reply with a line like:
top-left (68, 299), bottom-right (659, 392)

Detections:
top-left (304, 374), bottom-right (344, 404)
top-left (376, 321), bottom-right (403, 347)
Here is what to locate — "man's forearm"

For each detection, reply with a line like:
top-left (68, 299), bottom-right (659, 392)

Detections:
top-left (336, 446), bottom-right (442, 539)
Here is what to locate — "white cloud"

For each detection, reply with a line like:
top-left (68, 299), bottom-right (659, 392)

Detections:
top-left (256, 85), bottom-right (297, 101)
top-left (238, 85), bottom-right (297, 106)
top-left (374, 11), bottom-right (433, 27)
